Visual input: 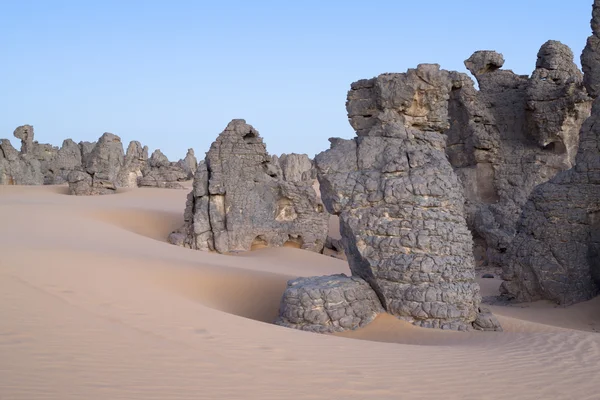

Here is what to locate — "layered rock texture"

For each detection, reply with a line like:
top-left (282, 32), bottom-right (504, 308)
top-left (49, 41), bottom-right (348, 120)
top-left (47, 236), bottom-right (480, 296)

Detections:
top-left (448, 42), bottom-right (591, 270)
top-left (275, 274), bottom-right (384, 333)
top-left (302, 65), bottom-right (501, 332)
top-left (500, 2), bottom-right (600, 304)
top-left (168, 119), bottom-right (328, 254)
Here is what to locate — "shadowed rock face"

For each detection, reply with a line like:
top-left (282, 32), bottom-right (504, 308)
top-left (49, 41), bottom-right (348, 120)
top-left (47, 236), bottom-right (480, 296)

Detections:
top-left (501, 98), bottom-right (600, 304)
top-left (68, 132), bottom-right (124, 195)
top-left (500, 3), bottom-right (600, 304)
top-left (138, 149), bottom-right (189, 189)
top-left (314, 65), bottom-right (500, 331)
top-left (168, 119), bottom-right (328, 254)
top-left (450, 42), bottom-right (591, 271)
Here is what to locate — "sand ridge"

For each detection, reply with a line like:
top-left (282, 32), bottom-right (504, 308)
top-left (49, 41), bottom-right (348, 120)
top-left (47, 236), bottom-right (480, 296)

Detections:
top-left (1, 185), bottom-right (599, 399)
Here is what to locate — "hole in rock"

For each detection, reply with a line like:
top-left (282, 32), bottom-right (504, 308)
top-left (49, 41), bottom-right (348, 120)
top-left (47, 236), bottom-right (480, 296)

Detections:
top-left (251, 235), bottom-right (269, 250)
top-left (543, 141), bottom-right (566, 154)
top-left (283, 235), bottom-right (304, 249)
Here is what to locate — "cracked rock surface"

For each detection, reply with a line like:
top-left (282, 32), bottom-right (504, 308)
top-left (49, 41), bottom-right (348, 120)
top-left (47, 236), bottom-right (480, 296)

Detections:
top-left (168, 119), bottom-right (328, 253)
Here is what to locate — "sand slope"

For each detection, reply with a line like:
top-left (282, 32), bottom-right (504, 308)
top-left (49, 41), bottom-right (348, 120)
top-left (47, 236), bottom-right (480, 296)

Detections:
top-left (1, 185), bottom-right (599, 399)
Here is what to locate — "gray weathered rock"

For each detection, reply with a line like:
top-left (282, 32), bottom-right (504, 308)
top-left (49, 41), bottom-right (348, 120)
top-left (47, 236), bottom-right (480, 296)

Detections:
top-left (79, 141), bottom-right (96, 166)
top-left (0, 139), bottom-right (43, 185)
top-left (500, 5), bottom-right (600, 305)
top-left (451, 43), bottom-right (591, 271)
top-left (168, 119), bottom-right (328, 253)
top-left (473, 308), bottom-right (503, 331)
top-left (117, 141), bottom-right (148, 187)
top-left (582, 0), bottom-right (600, 98)
top-left (275, 274), bottom-right (384, 333)
top-left (138, 149), bottom-right (188, 189)
top-left (501, 97), bottom-right (600, 304)
top-left (68, 133), bottom-right (124, 195)
top-left (272, 153), bottom-right (316, 182)
top-left (177, 148), bottom-right (198, 180)
top-left (45, 139), bottom-right (83, 184)
top-left (13, 125), bottom-right (34, 154)
top-left (315, 65), bottom-right (494, 331)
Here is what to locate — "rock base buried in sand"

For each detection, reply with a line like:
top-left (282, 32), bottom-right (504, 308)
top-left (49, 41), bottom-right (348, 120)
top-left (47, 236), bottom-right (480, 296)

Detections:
top-left (275, 274), bottom-right (384, 333)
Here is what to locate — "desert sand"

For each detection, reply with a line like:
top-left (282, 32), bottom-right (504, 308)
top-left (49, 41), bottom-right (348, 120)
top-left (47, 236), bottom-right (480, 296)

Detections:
top-left (1, 185), bottom-right (599, 400)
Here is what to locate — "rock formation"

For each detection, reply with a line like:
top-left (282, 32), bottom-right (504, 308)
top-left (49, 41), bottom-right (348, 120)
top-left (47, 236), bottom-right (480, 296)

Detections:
top-left (177, 148), bottom-right (198, 180)
top-left (500, 3), bottom-right (600, 304)
top-left (168, 119), bottom-right (328, 254)
top-left (275, 274), bottom-right (383, 333)
top-left (309, 65), bottom-right (501, 332)
top-left (117, 141), bottom-right (148, 188)
top-left (448, 42), bottom-right (591, 270)
top-left (582, 0), bottom-right (600, 97)
top-left (272, 153), bottom-right (316, 182)
top-left (138, 149), bottom-right (189, 189)
top-left (45, 139), bottom-right (83, 184)
top-left (0, 139), bottom-right (43, 185)
top-left (68, 133), bottom-right (124, 195)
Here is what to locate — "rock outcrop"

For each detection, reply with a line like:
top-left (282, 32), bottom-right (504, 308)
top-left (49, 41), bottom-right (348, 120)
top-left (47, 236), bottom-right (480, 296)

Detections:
top-left (582, 0), bottom-right (600, 97)
top-left (500, 3), bottom-right (600, 304)
top-left (272, 153), bottom-right (316, 182)
top-left (0, 139), bottom-right (43, 185)
top-left (138, 149), bottom-right (188, 189)
top-left (177, 148), bottom-right (198, 180)
top-left (45, 139), bottom-right (83, 184)
top-left (168, 119), bottom-right (328, 253)
top-left (117, 141), bottom-right (148, 188)
top-left (275, 274), bottom-right (384, 333)
top-left (312, 65), bottom-right (501, 331)
top-left (68, 133), bottom-right (124, 195)
top-left (449, 42), bottom-right (591, 270)
top-left (500, 98), bottom-right (600, 304)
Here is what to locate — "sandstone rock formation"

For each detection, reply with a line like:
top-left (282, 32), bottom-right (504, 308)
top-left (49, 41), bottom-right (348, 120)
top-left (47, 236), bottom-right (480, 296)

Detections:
top-left (275, 274), bottom-right (383, 333)
top-left (168, 119), bottom-right (328, 254)
top-left (13, 125), bottom-right (34, 154)
top-left (272, 153), bottom-right (316, 182)
top-left (138, 149), bottom-right (188, 189)
top-left (312, 65), bottom-right (501, 331)
top-left (117, 141), bottom-right (148, 188)
top-left (177, 148), bottom-right (198, 180)
top-left (582, 0), bottom-right (600, 97)
top-left (500, 3), bottom-right (600, 304)
top-left (0, 139), bottom-right (43, 185)
top-left (68, 133), bottom-right (124, 195)
top-left (448, 42), bottom-right (591, 270)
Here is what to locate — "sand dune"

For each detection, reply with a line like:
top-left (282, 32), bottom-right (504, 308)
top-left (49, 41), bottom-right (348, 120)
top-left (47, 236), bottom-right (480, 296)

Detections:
top-left (1, 185), bottom-right (599, 399)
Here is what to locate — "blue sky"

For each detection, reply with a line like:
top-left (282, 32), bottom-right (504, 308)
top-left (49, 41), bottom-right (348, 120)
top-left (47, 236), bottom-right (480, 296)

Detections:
top-left (0, 1), bottom-right (593, 160)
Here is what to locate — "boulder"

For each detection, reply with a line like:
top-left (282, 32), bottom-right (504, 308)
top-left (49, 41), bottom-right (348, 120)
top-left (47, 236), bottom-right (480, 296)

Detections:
top-left (168, 119), bottom-right (328, 253)
top-left (275, 274), bottom-right (384, 333)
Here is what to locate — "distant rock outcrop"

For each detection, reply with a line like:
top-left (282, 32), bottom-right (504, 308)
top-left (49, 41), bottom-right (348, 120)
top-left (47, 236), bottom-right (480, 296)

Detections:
top-left (177, 148), bottom-right (198, 180)
top-left (117, 141), bottom-right (148, 188)
top-left (448, 42), bottom-right (591, 270)
top-left (138, 149), bottom-right (189, 189)
top-left (68, 133), bottom-right (124, 195)
top-left (168, 119), bottom-right (328, 253)
top-left (303, 65), bottom-right (501, 332)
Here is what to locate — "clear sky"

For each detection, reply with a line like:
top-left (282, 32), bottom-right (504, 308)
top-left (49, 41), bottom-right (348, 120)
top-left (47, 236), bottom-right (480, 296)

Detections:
top-left (0, 0), bottom-right (593, 160)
